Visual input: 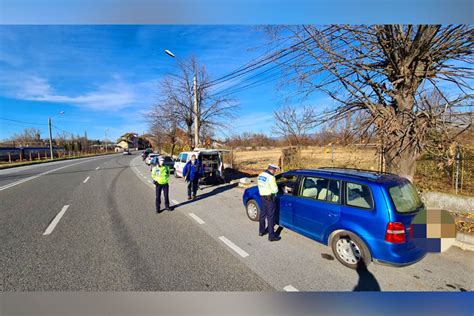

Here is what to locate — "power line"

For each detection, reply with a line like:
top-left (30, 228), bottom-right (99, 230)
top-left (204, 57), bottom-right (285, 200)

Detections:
top-left (208, 51), bottom-right (313, 99)
top-left (0, 117), bottom-right (48, 126)
top-left (205, 36), bottom-right (317, 88)
top-left (206, 28), bottom-right (350, 99)
top-left (204, 27), bottom-right (337, 91)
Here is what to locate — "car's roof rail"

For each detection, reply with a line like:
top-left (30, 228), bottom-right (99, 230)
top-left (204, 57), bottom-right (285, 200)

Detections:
top-left (291, 167), bottom-right (398, 181)
top-left (318, 166), bottom-right (397, 176)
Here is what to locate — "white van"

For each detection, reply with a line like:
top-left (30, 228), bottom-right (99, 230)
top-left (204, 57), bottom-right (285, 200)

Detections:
top-left (174, 149), bottom-right (229, 184)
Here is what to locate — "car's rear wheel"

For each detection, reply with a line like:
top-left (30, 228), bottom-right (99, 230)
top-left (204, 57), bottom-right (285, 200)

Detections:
top-left (331, 231), bottom-right (371, 269)
top-left (246, 199), bottom-right (260, 221)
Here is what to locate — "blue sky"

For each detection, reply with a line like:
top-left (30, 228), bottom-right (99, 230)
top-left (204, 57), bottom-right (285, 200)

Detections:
top-left (1, 25), bottom-right (320, 142)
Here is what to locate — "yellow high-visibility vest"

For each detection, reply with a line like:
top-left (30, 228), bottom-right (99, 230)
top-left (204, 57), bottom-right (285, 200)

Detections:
top-left (151, 165), bottom-right (170, 185)
top-left (257, 171), bottom-right (278, 196)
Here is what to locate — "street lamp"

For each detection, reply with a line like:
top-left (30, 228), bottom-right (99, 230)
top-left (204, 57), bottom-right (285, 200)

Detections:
top-left (48, 111), bottom-right (65, 159)
top-left (164, 49), bottom-right (200, 149)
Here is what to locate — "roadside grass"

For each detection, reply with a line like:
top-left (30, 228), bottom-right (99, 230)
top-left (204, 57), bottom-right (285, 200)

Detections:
top-left (0, 152), bottom-right (117, 170)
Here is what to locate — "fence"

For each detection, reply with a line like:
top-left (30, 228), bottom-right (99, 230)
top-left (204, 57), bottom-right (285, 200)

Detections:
top-left (415, 146), bottom-right (474, 196)
top-left (0, 149), bottom-right (113, 166)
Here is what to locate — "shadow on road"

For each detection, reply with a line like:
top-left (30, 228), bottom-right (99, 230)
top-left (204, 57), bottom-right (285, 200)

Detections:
top-left (352, 261), bottom-right (381, 291)
top-left (172, 183), bottom-right (238, 209)
top-left (224, 168), bottom-right (257, 182)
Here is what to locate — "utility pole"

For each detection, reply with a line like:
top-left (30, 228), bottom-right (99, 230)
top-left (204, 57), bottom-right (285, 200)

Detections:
top-left (193, 74), bottom-right (199, 148)
top-left (104, 129), bottom-right (108, 153)
top-left (47, 111), bottom-right (64, 159)
top-left (164, 49), bottom-right (200, 149)
top-left (48, 117), bottom-right (54, 159)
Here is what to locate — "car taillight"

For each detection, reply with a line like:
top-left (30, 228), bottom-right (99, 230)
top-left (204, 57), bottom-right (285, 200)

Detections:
top-left (385, 222), bottom-right (406, 243)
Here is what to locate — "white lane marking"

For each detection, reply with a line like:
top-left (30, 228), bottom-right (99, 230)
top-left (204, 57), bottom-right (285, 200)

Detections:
top-left (95, 166), bottom-right (100, 170)
top-left (172, 199), bottom-right (180, 205)
top-left (189, 213), bottom-right (205, 224)
top-left (283, 285), bottom-right (299, 292)
top-left (218, 236), bottom-right (249, 258)
top-left (0, 158), bottom-right (102, 192)
top-left (83, 176), bottom-right (90, 183)
top-left (43, 205), bottom-right (70, 235)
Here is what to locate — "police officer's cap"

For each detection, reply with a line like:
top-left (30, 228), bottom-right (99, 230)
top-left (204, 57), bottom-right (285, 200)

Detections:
top-left (268, 164), bottom-right (279, 170)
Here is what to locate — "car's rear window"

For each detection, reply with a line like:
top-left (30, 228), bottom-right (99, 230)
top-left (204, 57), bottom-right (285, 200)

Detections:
top-left (388, 182), bottom-right (423, 214)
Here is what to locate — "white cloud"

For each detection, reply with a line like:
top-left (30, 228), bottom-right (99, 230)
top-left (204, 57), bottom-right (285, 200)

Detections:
top-left (29, 81), bottom-right (135, 111)
top-left (0, 74), bottom-right (156, 111)
top-left (20, 76), bottom-right (53, 97)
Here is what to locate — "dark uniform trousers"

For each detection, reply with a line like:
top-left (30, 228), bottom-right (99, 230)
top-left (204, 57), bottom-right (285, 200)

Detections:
top-left (187, 178), bottom-right (199, 197)
top-left (155, 183), bottom-right (170, 210)
top-left (259, 195), bottom-right (276, 239)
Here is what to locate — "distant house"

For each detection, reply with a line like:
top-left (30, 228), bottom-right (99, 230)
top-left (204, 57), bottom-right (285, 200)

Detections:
top-left (115, 133), bottom-right (139, 152)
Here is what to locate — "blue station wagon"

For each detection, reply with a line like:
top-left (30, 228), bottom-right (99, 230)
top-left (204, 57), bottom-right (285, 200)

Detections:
top-left (243, 168), bottom-right (427, 269)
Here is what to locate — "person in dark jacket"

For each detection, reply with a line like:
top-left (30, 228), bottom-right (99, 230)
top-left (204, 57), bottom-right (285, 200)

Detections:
top-left (182, 154), bottom-right (202, 200)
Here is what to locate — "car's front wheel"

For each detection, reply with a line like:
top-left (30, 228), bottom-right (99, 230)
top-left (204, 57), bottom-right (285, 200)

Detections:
top-left (246, 199), bottom-right (260, 222)
top-left (330, 231), bottom-right (371, 269)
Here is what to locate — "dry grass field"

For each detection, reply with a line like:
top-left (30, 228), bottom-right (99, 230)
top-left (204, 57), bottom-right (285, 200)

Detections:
top-left (233, 146), bottom-right (379, 172)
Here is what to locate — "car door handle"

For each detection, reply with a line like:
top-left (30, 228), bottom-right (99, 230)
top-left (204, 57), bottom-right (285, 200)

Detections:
top-left (284, 202), bottom-right (292, 207)
top-left (328, 211), bottom-right (336, 217)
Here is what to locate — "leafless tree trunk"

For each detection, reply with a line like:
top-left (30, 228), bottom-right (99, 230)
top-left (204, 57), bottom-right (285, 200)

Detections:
top-left (267, 25), bottom-right (473, 180)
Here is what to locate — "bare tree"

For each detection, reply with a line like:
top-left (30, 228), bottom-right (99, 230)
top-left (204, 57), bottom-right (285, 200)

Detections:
top-left (9, 128), bottom-right (42, 146)
top-left (268, 25), bottom-right (473, 180)
top-left (273, 104), bottom-right (319, 147)
top-left (421, 91), bottom-right (473, 169)
top-left (153, 57), bottom-right (238, 149)
top-left (147, 98), bottom-right (181, 155)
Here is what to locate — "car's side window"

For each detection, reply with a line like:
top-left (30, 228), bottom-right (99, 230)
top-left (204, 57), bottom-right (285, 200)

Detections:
top-left (176, 154), bottom-right (182, 162)
top-left (297, 177), bottom-right (340, 203)
top-left (346, 182), bottom-right (374, 209)
top-left (299, 176), bottom-right (321, 200)
top-left (327, 179), bottom-right (341, 203)
top-left (276, 174), bottom-right (298, 195)
top-left (181, 154), bottom-right (188, 163)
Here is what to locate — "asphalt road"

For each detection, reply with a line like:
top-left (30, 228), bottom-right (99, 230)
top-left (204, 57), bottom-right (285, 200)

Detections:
top-left (0, 154), bottom-right (270, 291)
top-left (1, 153), bottom-right (473, 291)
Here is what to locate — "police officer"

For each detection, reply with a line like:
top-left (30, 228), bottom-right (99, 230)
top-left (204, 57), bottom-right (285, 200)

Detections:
top-left (257, 164), bottom-right (281, 242)
top-left (151, 156), bottom-right (174, 213)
